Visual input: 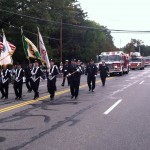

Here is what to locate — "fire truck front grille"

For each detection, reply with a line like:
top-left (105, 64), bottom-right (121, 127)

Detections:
top-left (107, 64), bottom-right (113, 69)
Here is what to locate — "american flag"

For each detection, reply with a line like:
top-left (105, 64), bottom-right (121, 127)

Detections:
top-left (0, 41), bottom-right (3, 50)
top-left (8, 42), bottom-right (16, 51)
top-left (0, 41), bottom-right (16, 54)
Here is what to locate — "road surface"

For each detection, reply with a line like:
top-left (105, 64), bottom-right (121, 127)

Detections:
top-left (0, 68), bottom-right (150, 150)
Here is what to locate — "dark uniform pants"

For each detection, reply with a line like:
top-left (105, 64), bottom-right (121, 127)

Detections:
top-left (31, 79), bottom-right (40, 98)
top-left (1, 81), bottom-right (9, 98)
top-left (87, 76), bottom-right (96, 90)
top-left (62, 73), bottom-right (70, 86)
top-left (100, 75), bottom-right (106, 86)
top-left (47, 78), bottom-right (56, 98)
top-left (26, 78), bottom-right (32, 91)
top-left (70, 79), bottom-right (80, 97)
top-left (14, 80), bottom-right (23, 98)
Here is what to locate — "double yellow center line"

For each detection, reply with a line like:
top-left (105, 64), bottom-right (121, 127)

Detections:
top-left (0, 77), bottom-right (115, 114)
top-left (0, 79), bottom-right (108, 114)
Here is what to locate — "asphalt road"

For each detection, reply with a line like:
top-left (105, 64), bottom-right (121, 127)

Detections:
top-left (1, 68), bottom-right (150, 150)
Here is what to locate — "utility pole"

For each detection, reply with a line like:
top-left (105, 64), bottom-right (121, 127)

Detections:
top-left (120, 39), bottom-right (121, 50)
top-left (60, 19), bottom-right (62, 63)
top-left (139, 46), bottom-right (141, 55)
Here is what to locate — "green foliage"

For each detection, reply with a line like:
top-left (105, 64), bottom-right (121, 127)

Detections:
top-left (0, 0), bottom-right (114, 64)
top-left (123, 39), bottom-right (150, 56)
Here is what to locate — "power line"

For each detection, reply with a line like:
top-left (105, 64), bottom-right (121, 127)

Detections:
top-left (0, 19), bottom-right (60, 41)
top-left (1, 8), bottom-right (150, 33)
top-left (111, 30), bottom-right (150, 34)
top-left (0, 8), bottom-right (109, 32)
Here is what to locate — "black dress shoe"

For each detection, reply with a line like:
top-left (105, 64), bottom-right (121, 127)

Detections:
top-left (75, 96), bottom-right (78, 99)
top-left (18, 97), bottom-right (23, 100)
top-left (89, 88), bottom-right (91, 91)
top-left (50, 97), bottom-right (54, 100)
top-left (1, 96), bottom-right (4, 99)
top-left (34, 97), bottom-right (37, 100)
top-left (61, 84), bottom-right (64, 86)
top-left (4, 97), bottom-right (8, 100)
top-left (15, 97), bottom-right (18, 100)
top-left (71, 95), bottom-right (74, 99)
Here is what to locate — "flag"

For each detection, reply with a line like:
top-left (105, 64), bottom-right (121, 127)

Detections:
top-left (0, 41), bottom-right (3, 50)
top-left (38, 27), bottom-right (50, 68)
top-left (0, 41), bottom-right (16, 53)
top-left (8, 42), bottom-right (16, 55)
top-left (0, 30), bottom-right (13, 65)
top-left (22, 33), bottom-right (41, 59)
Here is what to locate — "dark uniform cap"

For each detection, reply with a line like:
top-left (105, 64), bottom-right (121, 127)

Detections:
top-left (90, 59), bottom-right (94, 62)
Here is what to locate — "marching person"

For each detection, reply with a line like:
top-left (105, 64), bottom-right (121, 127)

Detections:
top-left (0, 68), bottom-right (2, 98)
top-left (13, 63), bottom-right (24, 100)
top-left (59, 62), bottom-right (63, 74)
top-left (67, 59), bottom-right (82, 99)
top-left (47, 59), bottom-right (59, 100)
top-left (24, 62), bottom-right (33, 92)
top-left (85, 59), bottom-right (97, 92)
top-left (10, 64), bottom-right (17, 84)
top-left (77, 60), bottom-right (83, 85)
top-left (30, 60), bottom-right (43, 100)
top-left (99, 60), bottom-right (109, 86)
top-left (61, 60), bottom-right (70, 86)
top-left (0, 65), bottom-right (11, 100)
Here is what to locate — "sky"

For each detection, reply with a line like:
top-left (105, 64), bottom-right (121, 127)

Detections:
top-left (79, 0), bottom-right (150, 48)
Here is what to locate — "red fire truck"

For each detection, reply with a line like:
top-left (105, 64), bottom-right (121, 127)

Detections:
top-left (99, 51), bottom-right (130, 76)
top-left (129, 52), bottom-right (145, 70)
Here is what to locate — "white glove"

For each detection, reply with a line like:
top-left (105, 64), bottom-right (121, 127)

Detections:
top-left (67, 73), bottom-right (71, 77)
top-left (77, 69), bottom-right (80, 72)
top-left (49, 73), bottom-right (51, 76)
top-left (32, 72), bottom-right (35, 76)
top-left (94, 75), bottom-right (97, 77)
top-left (16, 77), bottom-right (18, 80)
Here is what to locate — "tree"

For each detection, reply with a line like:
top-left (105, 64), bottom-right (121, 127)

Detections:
top-left (123, 39), bottom-right (144, 54)
top-left (0, 0), bottom-right (114, 63)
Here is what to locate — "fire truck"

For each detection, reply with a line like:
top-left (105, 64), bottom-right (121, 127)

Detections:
top-left (129, 52), bottom-right (145, 70)
top-left (99, 51), bottom-right (130, 76)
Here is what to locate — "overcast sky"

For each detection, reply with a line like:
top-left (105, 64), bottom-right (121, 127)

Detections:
top-left (79, 0), bottom-right (150, 48)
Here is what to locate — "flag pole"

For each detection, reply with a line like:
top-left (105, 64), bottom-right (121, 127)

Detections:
top-left (37, 27), bottom-right (39, 53)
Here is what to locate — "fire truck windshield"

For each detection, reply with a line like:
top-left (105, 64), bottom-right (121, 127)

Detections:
top-left (101, 55), bottom-right (109, 61)
top-left (130, 58), bottom-right (141, 62)
top-left (108, 55), bottom-right (121, 61)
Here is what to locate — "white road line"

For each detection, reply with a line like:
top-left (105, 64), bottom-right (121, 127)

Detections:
top-left (139, 81), bottom-right (144, 85)
top-left (103, 99), bottom-right (122, 115)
